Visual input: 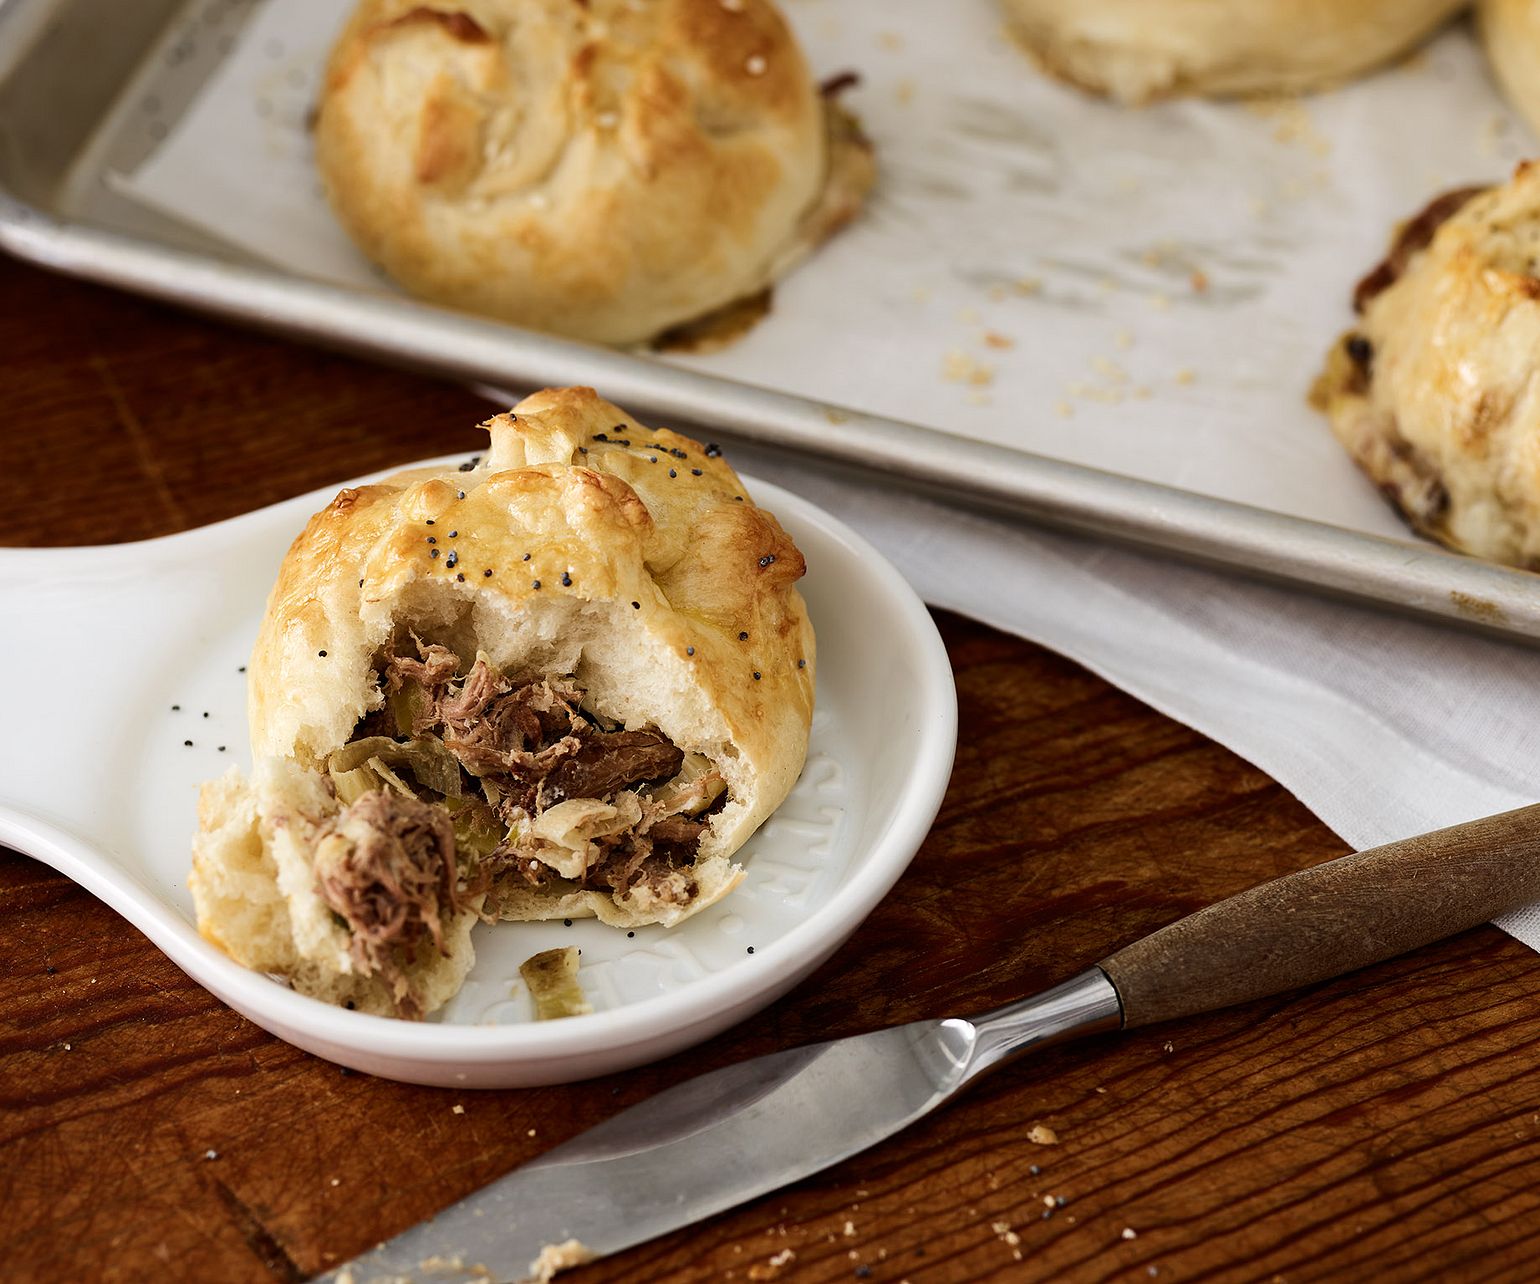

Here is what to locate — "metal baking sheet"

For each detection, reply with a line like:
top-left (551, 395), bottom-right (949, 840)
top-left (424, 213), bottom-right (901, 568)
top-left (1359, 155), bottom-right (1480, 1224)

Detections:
top-left (4, 0), bottom-right (1539, 642)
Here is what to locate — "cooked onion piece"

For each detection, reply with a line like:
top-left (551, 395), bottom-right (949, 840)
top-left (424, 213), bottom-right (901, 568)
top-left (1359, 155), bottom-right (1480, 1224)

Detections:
top-left (521, 946), bottom-right (594, 1021)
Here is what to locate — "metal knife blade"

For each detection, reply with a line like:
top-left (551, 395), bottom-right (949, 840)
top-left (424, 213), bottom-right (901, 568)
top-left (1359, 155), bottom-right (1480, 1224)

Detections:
top-left (314, 972), bottom-right (1119, 1284)
top-left (317, 800), bottom-right (1540, 1284)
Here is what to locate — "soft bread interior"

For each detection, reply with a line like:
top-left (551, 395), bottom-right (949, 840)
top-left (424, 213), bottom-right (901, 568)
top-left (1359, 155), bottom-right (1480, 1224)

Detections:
top-left (190, 762), bottom-right (480, 1017)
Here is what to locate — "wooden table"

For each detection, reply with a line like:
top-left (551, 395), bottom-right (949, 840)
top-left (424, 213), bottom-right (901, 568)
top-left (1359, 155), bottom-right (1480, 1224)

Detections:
top-left (5, 254), bottom-right (1540, 1284)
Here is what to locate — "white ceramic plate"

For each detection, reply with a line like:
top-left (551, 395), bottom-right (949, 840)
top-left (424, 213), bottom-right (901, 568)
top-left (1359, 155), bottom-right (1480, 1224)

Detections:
top-left (0, 466), bottom-right (955, 1087)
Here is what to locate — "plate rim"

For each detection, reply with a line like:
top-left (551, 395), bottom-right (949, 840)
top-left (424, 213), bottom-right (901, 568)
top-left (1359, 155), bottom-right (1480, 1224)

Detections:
top-left (3, 462), bottom-right (958, 1069)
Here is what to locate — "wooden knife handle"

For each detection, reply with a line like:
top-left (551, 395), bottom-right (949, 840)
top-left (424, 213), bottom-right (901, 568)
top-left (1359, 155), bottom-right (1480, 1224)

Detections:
top-left (1100, 802), bottom-right (1540, 1029)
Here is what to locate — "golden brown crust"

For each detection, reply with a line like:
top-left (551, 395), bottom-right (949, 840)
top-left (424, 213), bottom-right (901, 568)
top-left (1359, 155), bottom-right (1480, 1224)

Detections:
top-left (314, 0), bottom-right (870, 345)
top-left (1001, 0), bottom-right (1467, 104)
top-left (1351, 186), bottom-right (1488, 314)
top-left (1314, 164), bottom-right (1540, 568)
top-left (249, 386), bottom-right (814, 797)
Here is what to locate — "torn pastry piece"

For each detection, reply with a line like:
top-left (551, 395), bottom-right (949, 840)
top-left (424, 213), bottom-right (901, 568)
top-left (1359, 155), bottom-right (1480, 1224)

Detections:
top-left (1000, 0), bottom-right (1466, 104)
top-left (1312, 165), bottom-right (1540, 567)
top-left (313, 0), bottom-right (874, 347)
top-left (191, 386), bottom-right (816, 1017)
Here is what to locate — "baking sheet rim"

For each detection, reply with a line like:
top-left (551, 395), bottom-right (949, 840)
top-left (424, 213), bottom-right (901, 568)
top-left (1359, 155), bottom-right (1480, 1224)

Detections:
top-left (3, 190), bottom-right (1537, 645)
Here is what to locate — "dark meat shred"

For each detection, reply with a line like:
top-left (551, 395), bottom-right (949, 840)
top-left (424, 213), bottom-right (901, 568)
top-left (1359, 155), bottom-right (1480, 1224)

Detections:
top-left (648, 814), bottom-right (709, 848)
top-left (316, 790), bottom-right (463, 1015)
top-left (585, 838), bottom-right (655, 896)
top-left (435, 662), bottom-right (582, 781)
top-left (358, 643), bottom-right (715, 914)
top-left (505, 855), bottom-right (557, 888)
top-left (578, 811), bottom-right (707, 902)
top-left (628, 853), bottom-right (698, 904)
top-left (385, 640), bottom-right (459, 695)
top-left (437, 657), bottom-right (510, 731)
top-left (545, 731), bottom-right (684, 802)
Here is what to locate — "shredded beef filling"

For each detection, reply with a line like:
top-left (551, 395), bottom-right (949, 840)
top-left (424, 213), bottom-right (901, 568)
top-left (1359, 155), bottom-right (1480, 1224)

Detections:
top-left (316, 789), bottom-right (469, 1017)
top-left (546, 732), bottom-right (684, 803)
top-left (341, 640), bottom-right (722, 908)
top-left (317, 640), bottom-right (724, 1012)
top-left (386, 640), bottom-right (459, 695)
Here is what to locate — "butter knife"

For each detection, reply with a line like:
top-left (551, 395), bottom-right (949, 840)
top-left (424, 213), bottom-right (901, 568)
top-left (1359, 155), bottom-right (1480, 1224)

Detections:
top-left (317, 802), bottom-right (1540, 1284)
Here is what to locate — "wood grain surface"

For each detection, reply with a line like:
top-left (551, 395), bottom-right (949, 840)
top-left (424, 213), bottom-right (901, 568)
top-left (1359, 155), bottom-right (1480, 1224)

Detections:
top-left (6, 256), bottom-right (1540, 1284)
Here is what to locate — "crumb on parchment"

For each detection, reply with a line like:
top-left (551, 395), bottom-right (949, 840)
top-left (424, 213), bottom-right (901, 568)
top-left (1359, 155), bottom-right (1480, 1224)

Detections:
top-left (942, 350), bottom-right (995, 387)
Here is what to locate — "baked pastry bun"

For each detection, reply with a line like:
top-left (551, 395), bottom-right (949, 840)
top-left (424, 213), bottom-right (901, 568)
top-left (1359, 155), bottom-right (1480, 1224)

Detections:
top-left (313, 0), bottom-right (873, 347)
top-left (1480, 0), bottom-right (1540, 140)
top-left (191, 387), bottom-right (816, 1017)
top-left (1001, 0), bottom-right (1467, 104)
top-left (1312, 166), bottom-right (1540, 567)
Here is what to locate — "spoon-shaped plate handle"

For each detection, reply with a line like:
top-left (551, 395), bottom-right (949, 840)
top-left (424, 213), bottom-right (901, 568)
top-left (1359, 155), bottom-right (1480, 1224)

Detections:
top-left (1101, 801), bottom-right (1540, 1028)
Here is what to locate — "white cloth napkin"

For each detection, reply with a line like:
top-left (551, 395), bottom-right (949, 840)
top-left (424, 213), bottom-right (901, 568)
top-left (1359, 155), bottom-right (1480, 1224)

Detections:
top-left (707, 437), bottom-right (1540, 950)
